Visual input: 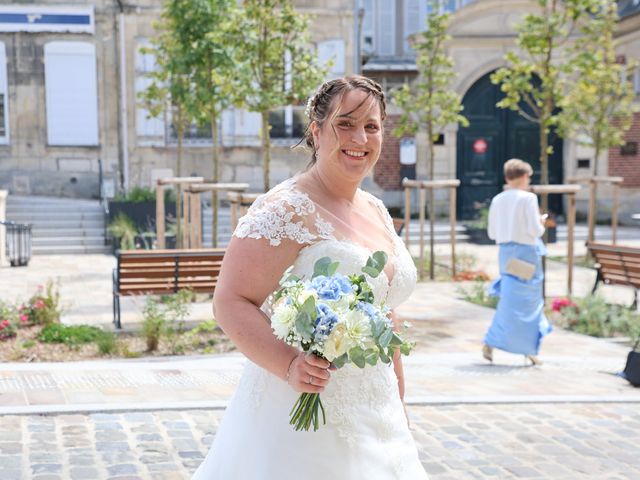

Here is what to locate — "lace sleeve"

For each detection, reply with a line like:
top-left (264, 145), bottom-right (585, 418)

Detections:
top-left (233, 180), bottom-right (335, 247)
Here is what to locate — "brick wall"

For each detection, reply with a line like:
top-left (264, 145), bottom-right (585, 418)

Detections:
top-left (374, 114), bottom-right (407, 191)
top-left (608, 112), bottom-right (640, 187)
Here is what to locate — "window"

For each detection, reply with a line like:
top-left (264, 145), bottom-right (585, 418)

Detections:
top-left (135, 40), bottom-right (164, 145)
top-left (376, 0), bottom-right (396, 56)
top-left (269, 106), bottom-right (306, 139)
top-left (44, 42), bottom-right (98, 146)
top-left (404, 0), bottom-right (427, 55)
top-left (318, 40), bottom-right (345, 78)
top-left (0, 42), bottom-right (8, 144)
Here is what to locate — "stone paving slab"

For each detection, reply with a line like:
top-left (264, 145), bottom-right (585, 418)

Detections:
top-left (1, 403), bottom-right (638, 480)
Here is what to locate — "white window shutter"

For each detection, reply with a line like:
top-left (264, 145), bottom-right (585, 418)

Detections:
top-left (0, 42), bottom-right (8, 143)
top-left (44, 42), bottom-right (99, 146)
top-left (318, 40), bottom-right (345, 78)
top-left (377, 0), bottom-right (396, 56)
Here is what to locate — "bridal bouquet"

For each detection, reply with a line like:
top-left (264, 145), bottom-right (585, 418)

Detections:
top-left (271, 251), bottom-right (414, 432)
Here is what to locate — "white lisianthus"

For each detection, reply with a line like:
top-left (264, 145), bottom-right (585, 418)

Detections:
top-left (271, 304), bottom-right (298, 339)
top-left (296, 287), bottom-right (318, 306)
top-left (343, 309), bottom-right (372, 348)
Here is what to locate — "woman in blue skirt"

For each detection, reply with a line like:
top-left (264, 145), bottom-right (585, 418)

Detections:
top-left (483, 159), bottom-right (552, 365)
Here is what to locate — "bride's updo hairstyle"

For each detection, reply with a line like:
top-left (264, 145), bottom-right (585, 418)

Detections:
top-left (301, 75), bottom-right (386, 167)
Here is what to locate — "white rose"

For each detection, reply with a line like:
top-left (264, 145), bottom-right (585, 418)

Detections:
top-left (296, 288), bottom-right (318, 305)
top-left (271, 304), bottom-right (297, 339)
top-left (323, 323), bottom-right (349, 361)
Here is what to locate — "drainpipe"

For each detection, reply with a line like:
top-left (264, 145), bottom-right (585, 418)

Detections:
top-left (354, 2), bottom-right (365, 75)
top-left (115, 0), bottom-right (129, 192)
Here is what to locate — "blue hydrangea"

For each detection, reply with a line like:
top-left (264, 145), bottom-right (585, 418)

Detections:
top-left (357, 301), bottom-right (392, 327)
top-left (310, 275), bottom-right (353, 301)
top-left (314, 303), bottom-right (339, 343)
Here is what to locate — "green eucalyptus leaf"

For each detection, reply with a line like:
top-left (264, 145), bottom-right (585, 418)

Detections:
top-left (378, 329), bottom-right (393, 348)
top-left (313, 257), bottom-right (332, 278)
top-left (349, 347), bottom-right (366, 369)
top-left (331, 353), bottom-right (349, 369)
top-left (389, 332), bottom-right (404, 347)
top-left (364, 348), bottom-right (379, 366)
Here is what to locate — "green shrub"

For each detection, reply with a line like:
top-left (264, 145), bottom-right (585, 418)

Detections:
top-left (456, 281), bottom-right (498, 309)
top-left (553, 295), bottom-right (639, 338)
top-left (141, 288), bottom-right (193, 352)
top-left (108, 213), bottom-right (138, 250)
top-left (21, 281), bottom-right (62, 326)
top-left (113, 186), bottom-right (176, 203)
top-left (39, 324), bottom-right (103, 346)
top-left (96, 332), bottom-right (118, 355)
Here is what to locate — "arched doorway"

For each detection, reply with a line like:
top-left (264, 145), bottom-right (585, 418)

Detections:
top-left (456, 71), bottom-right (563, 219)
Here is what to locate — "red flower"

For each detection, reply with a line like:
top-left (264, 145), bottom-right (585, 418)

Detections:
top-left (34, 299), bottom-right (45, 309)
top-left (20, 314), bottom-right (28, 323)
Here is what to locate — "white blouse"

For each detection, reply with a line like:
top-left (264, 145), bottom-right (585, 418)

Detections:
top-left (487, 189), bottom-right (545, 245)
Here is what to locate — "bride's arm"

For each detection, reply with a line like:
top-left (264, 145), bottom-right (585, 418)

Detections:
top-left (213, 236), bottom-right (330, 393)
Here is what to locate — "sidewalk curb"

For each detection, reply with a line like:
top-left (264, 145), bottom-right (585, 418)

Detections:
top-left (2, 394), bottom-right (639, 416)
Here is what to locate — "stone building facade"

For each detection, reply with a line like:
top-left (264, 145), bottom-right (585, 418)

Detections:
top-left (0, 0), bottom-right (639, 222)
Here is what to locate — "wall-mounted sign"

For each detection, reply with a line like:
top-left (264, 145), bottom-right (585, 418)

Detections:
top-left (399, 138), bottom-right (417, 165)
top-left (472, 138), bottom-right (488, 154)
top-left (0, 6), bottom-right (94, 34)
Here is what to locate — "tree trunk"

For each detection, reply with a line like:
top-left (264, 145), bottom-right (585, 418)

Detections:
top-left (176, 113), bottom-right (184, 249)
top-left (588, 144), bottom-right (601, 245)
top-left (427, 123), bottom-right (435, 281)
top-left (211, 113), bottom-right (220, 248)
top-left (261, 110), bottom-right (271, 192)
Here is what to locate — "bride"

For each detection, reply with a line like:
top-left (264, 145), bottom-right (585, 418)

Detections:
top-left (192, 75), bottom-right (428, 479)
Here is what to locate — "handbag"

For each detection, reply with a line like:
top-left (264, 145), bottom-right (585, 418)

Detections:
top-left (505, 257), bottom-right (536, 281)
top-left (623, 339), bottom-right (640, 387)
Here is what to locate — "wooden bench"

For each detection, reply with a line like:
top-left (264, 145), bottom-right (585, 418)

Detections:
top-left (112, 249), bottom-right (225, 328)
top-left (587, 242), bottom-right (640, 308)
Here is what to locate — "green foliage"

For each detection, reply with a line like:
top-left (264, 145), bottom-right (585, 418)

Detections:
top-left (559, 0), bottom-right (637, 176)
top-left (142, 289), bottom-right (193, 352)
top-left (107, 213), bottom-right (138, 250)
top-left (391, 1), bottom-right (468, 180)
top-left (465, 206), bottom-right (489, 230)
top-left (490, 0), bottom-right (604, 188)
top-left (39, 324), bottom-right (103, 346)
top-left (21, 281), bottom-right (62, 326)
top-left (554, 294), bottom-right (639, 338)
top-left (96, 331), bottom-right (118, 355)
top-left (113, 186), bottom-right (176, 204)
top-left (456, 281), bottom-right (498, 309)
top-left (226, 0), bottom-right (328, 191)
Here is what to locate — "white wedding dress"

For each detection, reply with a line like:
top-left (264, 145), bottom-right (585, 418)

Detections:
top-left (193, 178), bottom-right (428, 479)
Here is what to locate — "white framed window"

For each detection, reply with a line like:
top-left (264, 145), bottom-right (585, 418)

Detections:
top-left (0, 42), bottom-right (8, 144)
top-left (361, 0), bottom-right (375, 55)
top-left (376, 0), bottom-right (396, 56)
top-left (44, 41), bottom-right (98, 146)
top-left (318, 39), bottom-right (346, 78)
top-left (404, 0), bottom-right (428, 55)
top-left (135, 40), bottom-right (165, 145)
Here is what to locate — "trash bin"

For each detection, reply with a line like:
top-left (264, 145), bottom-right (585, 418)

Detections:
top-left (0, 221), bottom-right (32, 267)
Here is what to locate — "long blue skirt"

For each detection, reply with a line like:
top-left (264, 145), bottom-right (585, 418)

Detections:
top-left (484, 240), bottom-right (552, 356)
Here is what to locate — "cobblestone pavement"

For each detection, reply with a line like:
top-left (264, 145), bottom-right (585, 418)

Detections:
top-left (1, 402), bottom-right (639, 480)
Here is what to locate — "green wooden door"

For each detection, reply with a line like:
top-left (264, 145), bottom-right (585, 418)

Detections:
top-left (457, 72), bottom-right (563, 219)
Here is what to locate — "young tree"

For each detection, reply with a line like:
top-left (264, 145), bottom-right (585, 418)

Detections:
top-left (491, 0), bottom-right (600, 212)
top-left (228, 0), bottom-right (328, 192)
top-left (559, 0), bottom-right (636, 243)
top-left (139, 8), bottom-right (196, 248)
top-left (176, 0), bottom-right (237, 247)
top-left (392, 1), bottom-right (468, 279)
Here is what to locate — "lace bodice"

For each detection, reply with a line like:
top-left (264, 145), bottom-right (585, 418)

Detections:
top-left (234, 177), bottom-right (417, 309)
